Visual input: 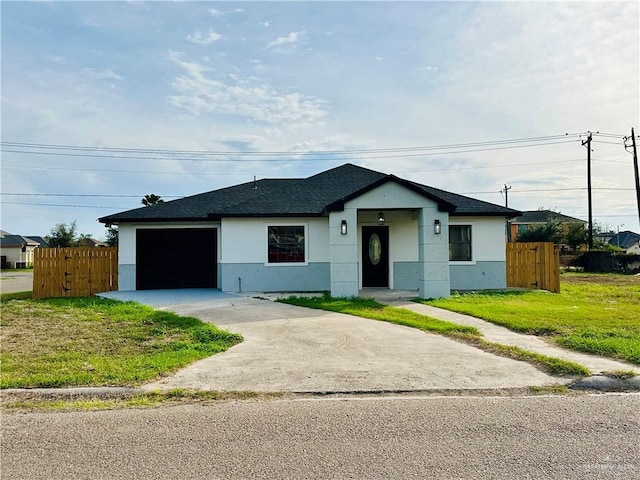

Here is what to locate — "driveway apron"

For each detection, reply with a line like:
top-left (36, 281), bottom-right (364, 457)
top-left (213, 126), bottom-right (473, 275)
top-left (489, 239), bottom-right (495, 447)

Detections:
top-left (138, 294), bottom-right (565, 393)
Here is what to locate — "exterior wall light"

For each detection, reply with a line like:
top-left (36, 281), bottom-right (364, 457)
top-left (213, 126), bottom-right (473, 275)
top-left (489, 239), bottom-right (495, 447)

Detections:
top-left (340, 220), bottom-right (348, 235)
top-left (377, 211), bottom-right (385, 225)
top-left (434, 219), bottom-right (442, 234)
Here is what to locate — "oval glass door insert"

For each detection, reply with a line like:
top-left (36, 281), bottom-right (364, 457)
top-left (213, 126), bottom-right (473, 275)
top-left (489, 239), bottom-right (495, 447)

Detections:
top-left (369, 233), bottom-right (382, 265)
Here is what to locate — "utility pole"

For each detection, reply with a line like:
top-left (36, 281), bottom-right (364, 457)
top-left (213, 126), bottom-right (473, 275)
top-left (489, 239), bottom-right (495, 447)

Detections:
top-left (630, 128), bottom-right (640, 228)
top-left (502, 184), bottom-right (512, 208)
top-left (501, 184), bottom-right (512, 241)
top-left (582, 133), bottom-right (593, 250)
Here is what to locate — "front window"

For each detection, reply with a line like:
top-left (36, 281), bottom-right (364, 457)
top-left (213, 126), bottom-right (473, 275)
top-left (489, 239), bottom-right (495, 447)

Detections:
top-left (268, 225), bottom-right (305, 263)
top-left (449, 225), bottom-right (472, 261)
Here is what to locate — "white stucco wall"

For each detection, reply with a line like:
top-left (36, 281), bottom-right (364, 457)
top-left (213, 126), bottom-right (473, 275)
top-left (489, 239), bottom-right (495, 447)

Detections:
top-left (1, 246), bottom-right (36, 267)
top-left (220, 217), bottom-right (329, 264)
top-left (449, 216), bottom-right (506, 263)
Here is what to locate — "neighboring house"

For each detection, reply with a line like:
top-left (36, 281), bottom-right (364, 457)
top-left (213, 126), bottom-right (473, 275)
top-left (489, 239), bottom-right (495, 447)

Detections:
top-left (608, 231), bottom-right (640, 254)
top-left (79, 237), bottom-right (108, 248)
top-left (99, 163), bottom-right (520, 298)
top-left (25, 236), bottom-right (50, 248)
top-left (509, 210), bottom-right (586, 241)
top-left (0, 232), bottom-right (39, 268)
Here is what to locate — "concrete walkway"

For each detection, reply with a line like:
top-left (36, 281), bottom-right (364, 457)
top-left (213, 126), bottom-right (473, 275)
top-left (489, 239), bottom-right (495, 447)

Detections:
top-left (375, 298), bottom-right (640, 376)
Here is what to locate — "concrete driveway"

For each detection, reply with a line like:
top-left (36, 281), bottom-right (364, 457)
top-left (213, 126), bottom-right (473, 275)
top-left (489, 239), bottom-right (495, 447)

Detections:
top-left (0, 270), bottom-right (33, 294)
top-left (101, 290), bottom-right (565, 392)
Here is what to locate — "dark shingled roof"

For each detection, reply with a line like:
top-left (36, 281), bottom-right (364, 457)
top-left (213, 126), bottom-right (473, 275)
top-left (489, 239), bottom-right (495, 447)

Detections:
top-left (511, 210), bottom-right (586, 224)
top-left (0, 235), bottom-right (39, 248)
top-left (608, 231), bottom-right (640, 249)
top-left (99, 163), bottom-right (520, 224)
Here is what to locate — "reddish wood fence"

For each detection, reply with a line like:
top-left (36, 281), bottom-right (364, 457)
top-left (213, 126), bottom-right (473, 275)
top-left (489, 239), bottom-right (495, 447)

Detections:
top-left (33, 247), bottom-right (118, 299)
top-left (506, 242), bottom-right (560, 293)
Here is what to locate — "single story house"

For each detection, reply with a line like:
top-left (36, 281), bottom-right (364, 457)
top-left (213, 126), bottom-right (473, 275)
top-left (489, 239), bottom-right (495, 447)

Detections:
top-left (509, 210), bottom-right (586, 241)
top-left (0, 232), bottom-right (40, 268)
top-left (99, 163), bottom-right (520, 298)
top-left (608, 230), bottom-right (640, 254)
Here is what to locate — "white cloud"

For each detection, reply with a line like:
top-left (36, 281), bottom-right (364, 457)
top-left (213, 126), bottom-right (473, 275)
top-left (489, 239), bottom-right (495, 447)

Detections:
top-left (266, 31), bottom-right (304, 49)
top-left (259, 21), bottom-right (270, 27)
top-left (416, 65), bottom-right (438, 72)
top-left (79, 68), bottom-right (123, 81)
top-left (167, 52), bottom-right (328, 125)
top-left (208, 8), bottom-right (222, 17)
top-left (186, 29), bottom-right (221, 46)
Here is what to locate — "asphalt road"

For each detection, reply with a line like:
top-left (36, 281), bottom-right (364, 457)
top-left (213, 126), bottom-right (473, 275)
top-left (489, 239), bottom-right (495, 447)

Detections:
top-left (2, 394), bottom-right (639, 479)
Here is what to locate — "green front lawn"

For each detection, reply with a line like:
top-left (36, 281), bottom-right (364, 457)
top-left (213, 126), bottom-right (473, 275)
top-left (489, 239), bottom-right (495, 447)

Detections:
top-left (423, 274), bottom-right (640, 364)
top-left (0, 296), bottom-right (242, 388)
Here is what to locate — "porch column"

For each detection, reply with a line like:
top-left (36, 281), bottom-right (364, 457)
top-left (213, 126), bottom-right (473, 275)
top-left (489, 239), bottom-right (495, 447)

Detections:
top-left (329, 209), bottom-right (359, 297)
top-left (417, 208), bottom-right (451, 298)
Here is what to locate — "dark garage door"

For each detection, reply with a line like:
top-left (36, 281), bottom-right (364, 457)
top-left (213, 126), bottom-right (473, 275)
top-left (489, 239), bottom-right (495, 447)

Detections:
top-left (136, 228), bottom-right (217, 290)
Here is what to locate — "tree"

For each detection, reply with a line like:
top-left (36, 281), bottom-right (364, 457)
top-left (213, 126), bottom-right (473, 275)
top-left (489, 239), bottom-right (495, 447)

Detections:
top-left (564, 224), bottom-right (588, 251)
top-left (141, 194), bottom-right (164, 206)
top-left (516, 220), bottom-right (563, 243)
top-left (45, 221), bottom-right (79, 247)
top-left (105, 225), bottom-right (118, 247)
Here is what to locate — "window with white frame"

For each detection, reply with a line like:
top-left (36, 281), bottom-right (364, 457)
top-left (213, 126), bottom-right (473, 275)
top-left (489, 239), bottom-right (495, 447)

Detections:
top-left (267, 225), bottom-right (305, 263)
top-left (449, 225), bottom-right (472, 261)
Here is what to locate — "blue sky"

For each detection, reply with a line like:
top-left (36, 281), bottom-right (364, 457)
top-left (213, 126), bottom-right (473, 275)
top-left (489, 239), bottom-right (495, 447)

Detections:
top-left (2, 1), bottom-right (639, 239)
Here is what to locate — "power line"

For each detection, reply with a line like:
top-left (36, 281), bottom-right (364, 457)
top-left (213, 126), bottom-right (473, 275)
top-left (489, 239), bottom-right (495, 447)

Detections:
top-left (3, 157), bottom-right (586, 176)
top-left (0, 140), bottom-right (580, 162)
top-left (0, 201), bottom-right (118, 209)
top-left (0, 134), bottom-right (584, 156)
top-left (0, 193), bottom-right (181, 198)
top-left (459, 187), bottom-right (635, 194)
top-left (2, 187), bottom-right (635, 199)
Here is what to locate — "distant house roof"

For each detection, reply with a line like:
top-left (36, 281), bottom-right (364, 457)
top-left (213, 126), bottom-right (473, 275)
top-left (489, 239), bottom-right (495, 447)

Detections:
top-left (79, 237), bottom-right (108, 248)
top-left (511, 210), bottom-right (586, 224)
top-left (25, 236), bottom-right (50, 248)
top-left (0, 235), bottom-right (39, 248)
top-left (99, 163), bottom-right (520, 224)
top-left (608, 231), bottom-right (640, 249)
top-left (0, 230), bottom-right (13, 237)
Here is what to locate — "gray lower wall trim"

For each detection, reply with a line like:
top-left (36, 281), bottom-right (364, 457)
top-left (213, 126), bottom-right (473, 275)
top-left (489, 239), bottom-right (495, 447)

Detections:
top-left (221, 262), bottom-right (330, 292)
top-left (395, 261), bottom-right (507, 291)
top-left (118, 264), bottom-right (136, 291)
top-left (393, 262), bottom-right (420, 290)
top-left (450, 261), bottom-right (506, 290)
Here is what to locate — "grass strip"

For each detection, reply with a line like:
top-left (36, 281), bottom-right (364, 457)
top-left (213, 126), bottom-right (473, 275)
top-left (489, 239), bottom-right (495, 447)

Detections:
top-left (456, 335), bottom-right (591, 376)
top-left (280, 294), bottom-right (588, 376)
top-left (1, 390), bottom-right (283, 413)
top-left (0, 296), bottom-right (243, 388)
top-left (279, 294), bottom-right (479, 335)
top-left (421, 274), bottom-right (640, 364)
top-left (0, 291), bottom-right (32, 302)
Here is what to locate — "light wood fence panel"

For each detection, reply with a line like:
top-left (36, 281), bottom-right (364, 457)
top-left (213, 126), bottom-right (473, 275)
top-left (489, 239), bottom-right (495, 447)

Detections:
top-left (33, 247), bottom-right (118, 299)
top-left (506, 242), bottom-right (560, 293)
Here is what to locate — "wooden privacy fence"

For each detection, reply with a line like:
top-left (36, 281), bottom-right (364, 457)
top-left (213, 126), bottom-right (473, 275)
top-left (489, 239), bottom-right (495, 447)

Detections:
top-left (33, 247), bottom-right (118, 299)
top-left (506, 242), bottom-right (560, 293)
